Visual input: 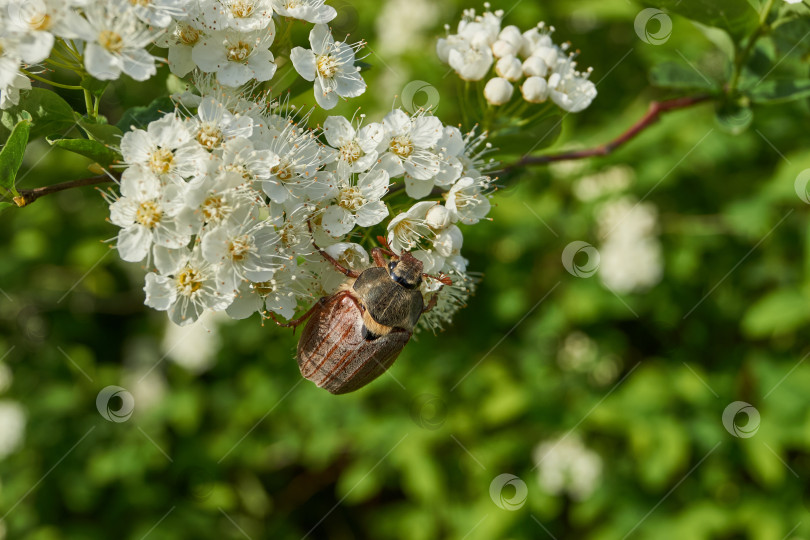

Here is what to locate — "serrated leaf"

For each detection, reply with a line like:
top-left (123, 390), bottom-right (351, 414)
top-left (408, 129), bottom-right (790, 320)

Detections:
top-left (650, 62), bottom-right (717, 90)
top-left (0, 117), bottom-right (31, 194)
top-left (115, 97), bottom-right (175, 132)
top-left (1, 88), bottom-right (76, 140)
top-left (742, 288), bottom-right (810, 337)
top-left (643, 0), bottom-right (759, 39)
top-left (748, 79), bottom-right (810, 104)
top-left (76, 115), bottom-right (123, 146)
top-left (48, 138), bottom-right (120, 167)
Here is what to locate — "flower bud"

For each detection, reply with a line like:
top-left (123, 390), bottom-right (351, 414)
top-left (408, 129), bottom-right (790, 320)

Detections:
top-left (521, 76), bottom-right (549, 103)
top-left (495, 56), bottom-right (523, 81)
top-left (522, 55), bottom-right (548, 78)
top-left (492, 39), bottom-right (518, 58)
top-left (534, 45), bottom-right (558, 68)
top-left (426, 204), bottom-right (455, 230)
top-left (483, 77), bottom-right (514, 106)
top-left (521, 27), bottom-right (553, 57)
top-left (499, 25), bottom-right (524, 48)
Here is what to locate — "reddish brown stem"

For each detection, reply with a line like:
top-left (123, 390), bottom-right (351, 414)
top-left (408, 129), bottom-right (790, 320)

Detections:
top-left (501, 94), bottom-right (713, 172)
top-left (13, 175), bottom-right (114, 207)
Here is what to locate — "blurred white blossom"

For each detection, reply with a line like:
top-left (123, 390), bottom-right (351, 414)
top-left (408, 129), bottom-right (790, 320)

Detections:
top-left (162, 310), bottom-right (229, 373)
top-left (533, 434), bottom-right (602, 500)
top-left (0, 401), bottom-right (26, 459)
top-left (597, 196), bottom-right (663, 294)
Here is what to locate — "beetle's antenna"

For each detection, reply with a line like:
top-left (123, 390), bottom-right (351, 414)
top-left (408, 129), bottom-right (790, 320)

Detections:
top-left (424, 272), bottom-right (453, 286)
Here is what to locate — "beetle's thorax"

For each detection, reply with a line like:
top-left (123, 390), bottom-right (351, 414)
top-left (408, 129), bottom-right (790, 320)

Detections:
top-left (388, 252), bottom-right (423, 289)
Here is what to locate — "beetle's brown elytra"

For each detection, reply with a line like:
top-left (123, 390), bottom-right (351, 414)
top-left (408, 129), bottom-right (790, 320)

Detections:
top-left (272, 222), bottom-right (451, 394)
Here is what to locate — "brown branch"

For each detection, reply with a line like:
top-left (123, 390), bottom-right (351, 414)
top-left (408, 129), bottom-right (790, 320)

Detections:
top-left (13, 175), bottom-right (114, 207)
top-left (501, 94), bottom-right (713, 173)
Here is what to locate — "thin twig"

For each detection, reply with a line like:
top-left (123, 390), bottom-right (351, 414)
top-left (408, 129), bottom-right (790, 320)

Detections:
top-left (500, 94), bottom-right (713, 172)
top-left (13, 175), bottom-right (114, 207)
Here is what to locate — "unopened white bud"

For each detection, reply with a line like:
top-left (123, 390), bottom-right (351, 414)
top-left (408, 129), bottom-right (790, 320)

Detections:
top-left (483, 77), bottom-right (513, 105)
top-left (495, 56), bottom-right (523, 81)
top-left (521, 76), bottom-right (549, 103)
top-left (426, 204), bottom-right (454, 229)
top-left (492, 39), bottom-right (518, 58)
top-left (499, 25), bottom-right (524, 48)
top-left (522, 55), bottom-right (548, 78)
top-left (534, 45), bottom-right (558, 68)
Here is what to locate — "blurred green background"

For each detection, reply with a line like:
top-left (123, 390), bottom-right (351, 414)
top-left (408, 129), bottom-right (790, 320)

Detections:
top-left (2, 0), bottom-right (810, 538)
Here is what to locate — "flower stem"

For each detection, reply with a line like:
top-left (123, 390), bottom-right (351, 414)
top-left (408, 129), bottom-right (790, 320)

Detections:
top-left (21, 70), bottom-right (83, 90)
top-left (500, 94), bottom-right (712, 172)
top-left (45, 57), bottom-right (81, 71)
top-left (728, 0), bottom-right (776, 95)
top-left (84, 89), bottom-right (95, 118)
top-left (12, 175), bottom-right (115, 208)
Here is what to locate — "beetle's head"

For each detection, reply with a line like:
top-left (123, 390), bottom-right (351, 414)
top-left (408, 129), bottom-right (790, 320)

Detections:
top-left (387, 252), bottom-right (423, 289)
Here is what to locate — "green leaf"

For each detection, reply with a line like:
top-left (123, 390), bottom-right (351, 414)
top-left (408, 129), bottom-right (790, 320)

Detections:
top-left (76, 115), bottom-right (123, 146)
top-left (742, 288), bottom-right (810, 337)
top-left (1, 88), bottom-right (76, 140)
top-left (746, 0), bottom-right (765, 11)
top-left (115, 97), bottom-right (175, 132)
top-left (47, 138), bottom-right (120, 167)
top-left (80, 75), bottom-right (109, 99)
top-left (490, 112), bottom-right (564, 157)
top-left (692, 21), bottom-right (736, 59)
top-left (747, 79), bottom-right (810, 104)
top-left (771, 17), bottom-right (810, 57)
top-left (715, 100), bottom-right (753, 134)
top-left (0, 117), bottom-right (31, 194)
top-left (0, 201), bottom-right (13, 211)
top-left (643, 0), bottom-right (759, 39)
top-left (650, 62), bottom-right (718, 90)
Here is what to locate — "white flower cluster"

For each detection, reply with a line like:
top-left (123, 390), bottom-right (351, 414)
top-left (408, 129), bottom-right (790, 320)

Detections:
top-left (533, 434), bottom-right (603, 500)
top-left (437, 4), bottom-right (597, 112)
top-left (104, 85), bottom-right (491, 329)
top-left (0, 0), bottom-right (366, 109)
top-left (596, 196), bottom-right (663, 294)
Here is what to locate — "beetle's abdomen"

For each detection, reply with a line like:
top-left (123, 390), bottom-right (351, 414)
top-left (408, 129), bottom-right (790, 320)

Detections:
top-left (297, 292), bottom-right (411, 394)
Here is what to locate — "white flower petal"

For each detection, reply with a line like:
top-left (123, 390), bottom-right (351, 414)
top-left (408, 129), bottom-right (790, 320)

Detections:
top-left (290, 47), bottom-right (316, 80)
top-left (118, 225), bottom-right (152, 262)
top-left (323, 116), bottom-right (355, 147)
top-left (144, 272), bottom-right (177, 311)
top-left (355, 201), bottom-right (388, 227)
top-left (322, 205), bottom-right (355, 237)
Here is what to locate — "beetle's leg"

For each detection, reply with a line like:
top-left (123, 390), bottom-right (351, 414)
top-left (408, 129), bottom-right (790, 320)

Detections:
top-left (307, 219), bottom-right (361, 278)
top-left (422, 288), bottom-right (443, 313)
top-left (374, 237), bottom-right (399, 257)
top-left (423, 272), bottom-right (453, 286)
top-left (270, 290), bottom-right (360, 330)
top-left (370, 247), bottom-right (391, 268)
top-left (268, 297), bottom-right (327, 329)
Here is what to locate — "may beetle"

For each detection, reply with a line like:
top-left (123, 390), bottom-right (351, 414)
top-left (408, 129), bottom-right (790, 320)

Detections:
top-left (274, 230), bottom-right (450, 394)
